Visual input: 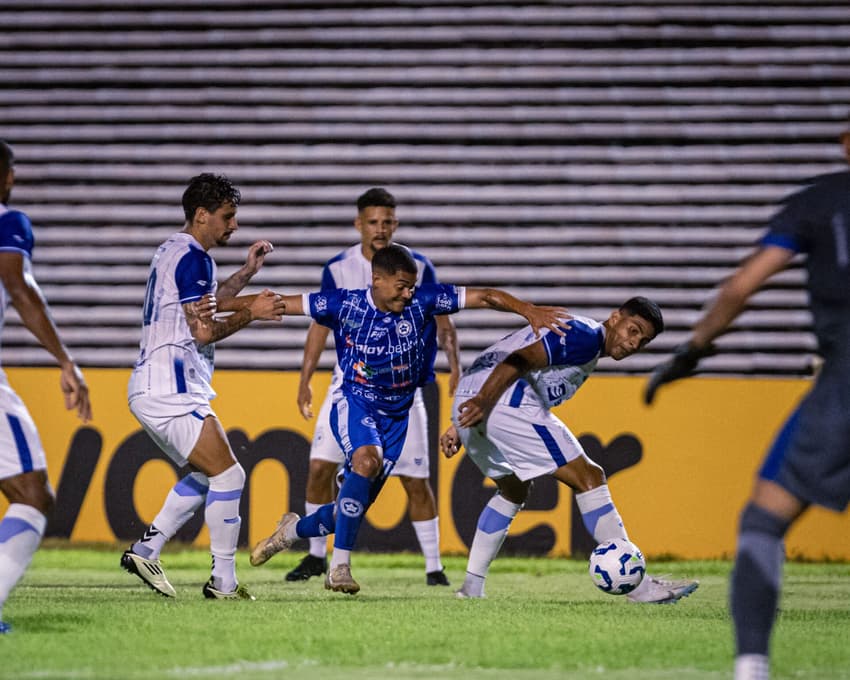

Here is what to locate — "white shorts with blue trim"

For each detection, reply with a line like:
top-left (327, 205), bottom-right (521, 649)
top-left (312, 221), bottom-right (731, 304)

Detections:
top-left (311, 383), bottom-right (430, 478)
top-left (129, 394), bottom-right (215, 467)
top-left (0, 380), bottom-right (47, 480)
top-left (453, 380), bottom-right (585, 482)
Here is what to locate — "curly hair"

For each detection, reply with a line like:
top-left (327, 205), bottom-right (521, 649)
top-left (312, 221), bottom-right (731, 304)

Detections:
top-left (182, 173), bottom-right (242, 223)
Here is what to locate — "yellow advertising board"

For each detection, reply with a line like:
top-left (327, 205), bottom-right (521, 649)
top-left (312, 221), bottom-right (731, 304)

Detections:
top-left (2, 367), bottom-right (847, 560)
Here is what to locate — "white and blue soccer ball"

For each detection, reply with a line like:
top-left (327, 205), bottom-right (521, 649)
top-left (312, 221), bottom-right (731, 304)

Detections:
top-left (589, 538), bottom-right (646, 595)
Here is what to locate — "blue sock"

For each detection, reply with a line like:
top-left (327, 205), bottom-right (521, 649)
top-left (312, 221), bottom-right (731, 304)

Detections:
top-left (731, 503), bottom-right (790, 655)
top-left (296, 503), bottom-right (336, 538)
top-left (333, 472), bottom-right (372, 551)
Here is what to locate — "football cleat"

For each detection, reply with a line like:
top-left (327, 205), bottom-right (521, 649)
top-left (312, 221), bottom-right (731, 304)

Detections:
top-left (0, 621), bottom-right (11, 634)
top-left (285, 553), bottom-right (327, 582)
top-left (454, 586), bottom-right (485, 599)
top-left (626, 574), bottom-right (699, 604)
top-left (201, 579), bottom-right (256, 601)
top-left (324, 564), bottom-right (360, 594)
top-left (120, 550), bottom-right (177, 598)
top-left (426, 569), bottom-right (450, 586)
top-left (250, 512), bottom-right (300, 566)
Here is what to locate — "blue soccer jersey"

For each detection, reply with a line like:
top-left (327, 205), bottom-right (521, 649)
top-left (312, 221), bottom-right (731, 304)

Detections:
top-left (303, 283), bottom-right (464, 413)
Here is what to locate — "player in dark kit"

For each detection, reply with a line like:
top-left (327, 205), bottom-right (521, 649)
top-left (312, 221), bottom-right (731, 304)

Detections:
top-left (644, 121), bottom-right (850, 680)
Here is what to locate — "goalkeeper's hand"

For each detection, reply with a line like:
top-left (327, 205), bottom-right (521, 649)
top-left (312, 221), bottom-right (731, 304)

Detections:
top-left (644, 342), bottom-right (714, 405)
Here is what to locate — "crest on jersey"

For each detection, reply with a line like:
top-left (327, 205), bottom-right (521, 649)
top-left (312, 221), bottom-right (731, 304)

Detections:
top-left (396, 320), bottom-right (413, 337)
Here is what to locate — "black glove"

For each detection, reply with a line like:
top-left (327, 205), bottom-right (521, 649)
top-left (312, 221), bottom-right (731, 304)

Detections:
top-left (644, 342), bottom-right (714, 405)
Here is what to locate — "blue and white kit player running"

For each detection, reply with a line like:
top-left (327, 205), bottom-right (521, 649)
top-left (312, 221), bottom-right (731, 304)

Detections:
top-left (0, 140), bottom-right (92, 633)
top-left (441, 297), bottom-right (700, 604)
top-left (250, 244), bottom-right (567, 594)
top-left (122, 172), bottom-right (284, 600)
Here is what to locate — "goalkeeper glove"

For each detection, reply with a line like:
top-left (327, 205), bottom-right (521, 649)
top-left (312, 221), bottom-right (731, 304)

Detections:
top-left (644, 342), bottom-right (714, 405)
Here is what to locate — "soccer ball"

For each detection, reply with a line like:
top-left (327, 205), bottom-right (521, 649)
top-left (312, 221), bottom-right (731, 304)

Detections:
top-left (589, 538), bottom-right (646, 595)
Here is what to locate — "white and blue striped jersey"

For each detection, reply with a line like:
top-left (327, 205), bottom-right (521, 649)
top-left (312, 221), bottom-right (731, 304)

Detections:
top-left (128, 232), bottom-right (217, 401)
top-left (0, 204), bottom-right (35, 372)
top-left (321, 243), bottom-right (441, 386)
top-left (460, 315), bottom-right (605, 409)
top-left (303, 283), bottom-right (465, 414)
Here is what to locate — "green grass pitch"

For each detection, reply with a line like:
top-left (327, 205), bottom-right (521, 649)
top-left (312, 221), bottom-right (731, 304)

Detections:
top-left (1, 545), bottom-right (849, 679)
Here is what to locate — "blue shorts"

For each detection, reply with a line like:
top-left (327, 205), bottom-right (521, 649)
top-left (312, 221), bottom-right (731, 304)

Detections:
top-left (329, 389), bottom-right (410, 494)
top-left (759, 365), bottom-right (850, 512)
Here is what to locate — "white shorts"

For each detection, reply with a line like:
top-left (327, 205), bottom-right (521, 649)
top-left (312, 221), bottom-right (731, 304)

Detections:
top-left (0, 381), bottom-right (47, 480)
top-left (129, 394), bottom-right (215, 467)
top-left (453, 383), bottom-right (585, 482)
top-left (311, 385), bottom-right (430, 479)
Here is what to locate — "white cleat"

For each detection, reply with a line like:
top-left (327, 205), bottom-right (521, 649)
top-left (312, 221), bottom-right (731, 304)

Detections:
top-left (120, 550), bottom-right (177, 598)
top-left (627, 574), bottom-right (699, 604)
top-left (455, 587), bottom-right (485, 599)
top-left (250, 512), bottom-right (300, 566)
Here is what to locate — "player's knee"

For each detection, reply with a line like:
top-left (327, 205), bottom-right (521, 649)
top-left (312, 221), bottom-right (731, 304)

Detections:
top-left (211, 462), bottom-right (246, 491)
top-left (351, 450), bottom-right (382, 478)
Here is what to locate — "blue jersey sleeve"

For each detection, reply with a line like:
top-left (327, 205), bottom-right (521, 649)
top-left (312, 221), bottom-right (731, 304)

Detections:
top-left (760, 184), bottom-right (818, 254)
top-left (414, 252), bottom-right (438, 285)
top-left (0, 210), bottom-right (35, 257)
top-left (174, 247), bottom-right (215, 303)
top-left (306, 288), bottom-right (346, 328)
top-left (541, 320), bottom-right (603, 366)
top-left (320, 263), bottom-right (337, 291)
top-left (414, 283), bottom-right (462, 316)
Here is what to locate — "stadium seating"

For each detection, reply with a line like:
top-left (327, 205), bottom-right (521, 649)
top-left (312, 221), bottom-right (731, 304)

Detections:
top-left (1, 1), bottom-right (847, 375)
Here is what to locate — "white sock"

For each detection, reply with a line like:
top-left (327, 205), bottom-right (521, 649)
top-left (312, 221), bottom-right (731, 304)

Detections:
top-left (412, 517), bottom-right (443, 573)
top-left (735, 654), bottom-right (769, 680)
top-left (330, 548), bottom-right (350, 570)
top-left (305, 501), bottom-right (327, 559)
top-left (462, 494), bottom-right (521, 597)
top-left (575, 484), bottom-right (629, 543)
top-left (0, 504), bottom-right (47, 619)
top-left (206, 464), bottom-right (245, 593)
top-left (133, 472), bottom-right (208, 559)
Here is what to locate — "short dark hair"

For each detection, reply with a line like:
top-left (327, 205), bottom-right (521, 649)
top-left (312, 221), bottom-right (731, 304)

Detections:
top-left (372, 244), bottom-right (417, 276)
top-left (620, 296), bottom-right (664, 337)
top-left (0, 140), bottom-right (14, 178)
top-left (182, 173), bottom-right (241, 223)
top-left (357, 187), bottom-right (396, 213)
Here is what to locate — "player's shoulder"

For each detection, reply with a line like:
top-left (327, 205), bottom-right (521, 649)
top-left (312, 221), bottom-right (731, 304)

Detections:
top-left (0, 209), bottom-right (35, 253)
top-left (783, 170), bottom-right (850, 204)
top-left (327, 243), bottom-right (360, 265)
top-left (559, 315), bottom-right (604, 352)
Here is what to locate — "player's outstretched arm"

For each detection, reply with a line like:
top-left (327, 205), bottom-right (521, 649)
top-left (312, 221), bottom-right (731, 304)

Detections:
top-left (644, 245), bottom-right (794, 405)
top-left (217, 240), bottom-right (273, 298)
top-left (185, 289), bottom-right (287, 345)
top-left (464, 288), bottom-right (568, 337)
top-left (0, 252), bottom-right (92, 422)
top-left (457, 341), bottom-right (548, 428)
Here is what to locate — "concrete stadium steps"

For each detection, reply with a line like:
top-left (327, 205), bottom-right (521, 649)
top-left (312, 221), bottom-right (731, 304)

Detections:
top-left (1, 1), bottom-right (847, 375)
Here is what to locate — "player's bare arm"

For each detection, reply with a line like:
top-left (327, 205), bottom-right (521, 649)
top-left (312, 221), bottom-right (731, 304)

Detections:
top-left (464, 288), bottom-right (569, 337)
top-left (184, 289), bottom-right (286, 345)
top-left (457, 340), bottom-right (548, 428)
top-left (217, 240), bottom-right (273, 298)
top-left (298, 321), bottom-right (331, 419)
top-left (436, 314), bottom-right (461, 396)
top-left (0, 251), bottom-right (92, 422)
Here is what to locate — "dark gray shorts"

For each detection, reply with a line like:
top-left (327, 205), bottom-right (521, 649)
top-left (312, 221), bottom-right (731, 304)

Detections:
top-left (759, 366), bottom-right (850, 511)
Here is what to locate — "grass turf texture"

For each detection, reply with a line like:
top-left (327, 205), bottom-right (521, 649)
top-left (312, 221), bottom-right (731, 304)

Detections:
top-left (1, 546), bottom-right (849, 679)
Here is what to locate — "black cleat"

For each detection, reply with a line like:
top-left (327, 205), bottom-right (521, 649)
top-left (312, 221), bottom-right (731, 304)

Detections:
top-left (285, 554), bottom-right (328, 582)
top-left (426, 569), bottom-right (450, 586)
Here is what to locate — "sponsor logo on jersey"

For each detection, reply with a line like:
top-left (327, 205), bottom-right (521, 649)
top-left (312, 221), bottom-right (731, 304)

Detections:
top-left (369, 327), bottom-right (388, 340)
top-left (352, 360), bottom-right (374, 379)
top-left (436, 292), bottom-right (454, 311)
top-left (360, 416), bottom-right (376, 428)
top-left (396, 320), bottom-right (413, 337)
top-left (339, 497), bottom-right (364, 518)
top-left (314, 295), bottom-right (328, 312)
top-left (196, 279), bottom-right (208, 286)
